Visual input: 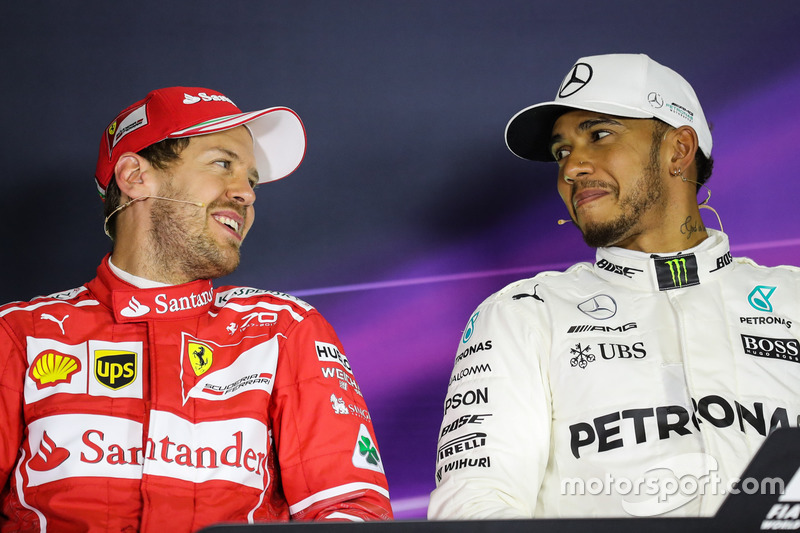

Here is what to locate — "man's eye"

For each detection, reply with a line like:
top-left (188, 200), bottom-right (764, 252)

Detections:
top-left (214, 160), bottom-right (231, 169)
top-left (592, 130), bottom-right (611, 141)
top-left (553, 147), bottom-right (570, 161)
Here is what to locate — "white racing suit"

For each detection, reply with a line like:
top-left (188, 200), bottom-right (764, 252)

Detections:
top-left (428, 230), bottom-right (800, 518)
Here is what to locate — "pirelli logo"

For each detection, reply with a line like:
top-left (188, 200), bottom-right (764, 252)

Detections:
top-left (654, 254), bottom-right (699, 290)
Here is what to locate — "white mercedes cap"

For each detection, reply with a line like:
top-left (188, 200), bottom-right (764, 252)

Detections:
top-left (505, 53), bottom-right (712, 162)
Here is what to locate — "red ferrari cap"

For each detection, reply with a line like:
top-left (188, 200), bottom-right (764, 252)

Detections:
top-left (95, 86), bottom-right (306, 197)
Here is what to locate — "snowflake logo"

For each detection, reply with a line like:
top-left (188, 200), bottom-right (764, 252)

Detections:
top-left (570, 343), bottom-right (596, 369)
top-left (358, 436), bottom-right (380, 466)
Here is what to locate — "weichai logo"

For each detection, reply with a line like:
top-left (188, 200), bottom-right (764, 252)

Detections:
top-left (29, 350), bottom-right (81, 389)
top-left (94, 350), bottom-right (137, 390)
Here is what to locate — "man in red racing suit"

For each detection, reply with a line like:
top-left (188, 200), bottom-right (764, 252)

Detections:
top-left (0, 86), bottom-right (392, 531)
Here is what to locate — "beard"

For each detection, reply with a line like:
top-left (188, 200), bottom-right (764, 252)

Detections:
top-left (149, 181), bottom-right (244, 282)
top-left (579, 135), bottom-right (665, 248)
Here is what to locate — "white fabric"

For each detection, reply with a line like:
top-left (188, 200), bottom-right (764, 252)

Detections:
top-left (429, 230), bottom-right (800, 518)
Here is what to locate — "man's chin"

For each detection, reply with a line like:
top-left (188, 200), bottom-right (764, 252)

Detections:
top-left (580, 221), bottom-right (628, 249)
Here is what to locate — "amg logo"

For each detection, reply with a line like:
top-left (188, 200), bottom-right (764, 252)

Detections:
top-left (568, 322), bottom-right (637, 334)
top-left (741, 335), bottom-right (800, 363)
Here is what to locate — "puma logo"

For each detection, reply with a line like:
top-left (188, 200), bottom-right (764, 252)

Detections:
top-left (40, 313), bottom-right (69, 335)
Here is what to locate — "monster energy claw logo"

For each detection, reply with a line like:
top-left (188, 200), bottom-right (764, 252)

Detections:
top-left (665, 258), bottom-right (688, 287)
top-left (655, 254), bottom-right (699, 291)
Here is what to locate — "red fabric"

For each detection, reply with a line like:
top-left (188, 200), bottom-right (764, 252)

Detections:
top-left (0, 256), bottom-right (391, 532)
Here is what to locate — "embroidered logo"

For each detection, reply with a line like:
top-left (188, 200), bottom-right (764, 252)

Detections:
top-left (654, 254), bottom-right (700, 290)
top-left (462, 311), bottom-right (480, 344)
top-left (748, 286), bottom-right (777, 313)
top-left (40, 313), bottom-right (69, 334)
top-left (29, 351), bottom-right (81, 389)
top-left (28, 431), bottom-right (70, 471)
top-left (120, 296), bottom-right (150, 318)
top-left (331, 394), bottom-right (349, 415)
top-left (94, 350), bottom-right (137, 390)
top-left (352, 424), bottom-right (385, 473)
top-left (577, 295), bottom-right (617, 320)
top-left (569, 343), bottom-right (596, 369)
top-left (188, 342), bottom-right (214, 376)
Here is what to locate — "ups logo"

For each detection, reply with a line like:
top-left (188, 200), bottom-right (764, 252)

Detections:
top-left (94, 350), bottom-right (137, 390)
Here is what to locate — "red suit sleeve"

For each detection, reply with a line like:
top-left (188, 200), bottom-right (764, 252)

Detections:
top-left (269, 310), bottom-right (392, 521)
top-left (0, 317), bottom-right (26, 508)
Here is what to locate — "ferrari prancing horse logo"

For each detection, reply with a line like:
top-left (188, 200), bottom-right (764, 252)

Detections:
top-left (189, 342), bottom-right (214, 376)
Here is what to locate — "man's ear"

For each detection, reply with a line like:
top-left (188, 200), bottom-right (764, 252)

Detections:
top-left (113, 153), bottom-right (156, 199)
top-left (667, 125), bottom-right (699, 174)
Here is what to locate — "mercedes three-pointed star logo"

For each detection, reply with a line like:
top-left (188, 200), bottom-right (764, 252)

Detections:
top-left (648, 91), bottom-right (664, 109)
top-left (558, 63), bottom-right (593, 98)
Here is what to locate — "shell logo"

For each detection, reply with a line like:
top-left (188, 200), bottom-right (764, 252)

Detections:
top-left (29, 350), bottom-right (81, 390)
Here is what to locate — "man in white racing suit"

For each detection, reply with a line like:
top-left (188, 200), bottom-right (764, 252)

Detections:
top-left (428, 53), bottom-right (800, 519)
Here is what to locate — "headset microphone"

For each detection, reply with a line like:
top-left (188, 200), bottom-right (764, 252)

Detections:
top-left (103, 195), bottom-right (206, 238)
top-left (557, 219), bottom-right (573, 225)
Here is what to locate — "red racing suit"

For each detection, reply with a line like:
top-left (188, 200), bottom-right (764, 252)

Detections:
top-left (0, 256), bottom-right (392, 532)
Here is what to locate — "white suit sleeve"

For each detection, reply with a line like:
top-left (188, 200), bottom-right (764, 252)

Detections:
top-left (428, 289), bottom-right (552, 519)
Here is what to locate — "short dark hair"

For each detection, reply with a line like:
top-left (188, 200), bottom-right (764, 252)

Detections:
top-left (695, 150), bottom-right (714, 189)
top-left (103, 137), bottom-right (190, 241)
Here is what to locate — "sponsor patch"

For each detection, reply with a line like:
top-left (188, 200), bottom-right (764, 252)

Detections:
top-left (94, 350), bottom-right (137, 391)
top-left (25, 337), bottom-right (88, 403)
top-left (654, 254), bottom-right (700, 290)
top-left (181, 333), bottom-right (279, 404)
top-left (29, 350), bottom-right (81, 390)
top-left (188, 341), bottom-right (214, 376)
top-left (741, 334), bottom-right (800, 364)
top-left (88, 341), bottom-right (143, 398)
top-left (315, 341), bottom-right (352, 374)
top-left (749, 286), bottom-right (777, 313)
top-left (24, 412), bottom-right (271, 490)
top-left (352, 424), bottom-right (384, 474)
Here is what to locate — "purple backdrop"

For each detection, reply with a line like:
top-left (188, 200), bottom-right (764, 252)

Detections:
top-left (2, 0), bottom-right (800, 520)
